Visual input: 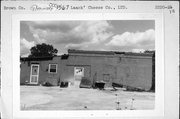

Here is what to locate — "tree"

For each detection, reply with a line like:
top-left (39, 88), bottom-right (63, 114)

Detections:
top-left (28, 43), bottom-right (58, 58)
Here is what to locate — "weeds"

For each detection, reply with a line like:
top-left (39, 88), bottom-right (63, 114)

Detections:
top-left (130, 98), bottom-right (135, 110)
top-left (115, 94), bottom-right (136, 110)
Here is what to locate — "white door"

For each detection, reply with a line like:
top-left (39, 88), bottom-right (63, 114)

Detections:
top-left (74, 67), bottom-right (84, 87)
top-left (30, 64), bottom-right (39, 84)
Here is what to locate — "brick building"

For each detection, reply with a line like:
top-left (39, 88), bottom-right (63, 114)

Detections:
top-left (20, 49), bottom-right (155, 91)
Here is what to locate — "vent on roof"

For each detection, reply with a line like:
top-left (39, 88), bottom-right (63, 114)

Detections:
top-left (61, 54), bottom-right (69, 60)
top-left (114, 52), bottom-right (125, 54)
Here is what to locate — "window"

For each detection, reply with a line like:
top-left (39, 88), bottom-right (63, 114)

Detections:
top-left (49, 64), bottom-right (57, 73)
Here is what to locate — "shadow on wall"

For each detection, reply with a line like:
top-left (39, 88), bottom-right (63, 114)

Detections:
top-left (150, 52), bottom-right (155, 92)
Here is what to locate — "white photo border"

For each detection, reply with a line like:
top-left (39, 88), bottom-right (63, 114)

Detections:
top-left (12, 13), bottom-right (164, 118)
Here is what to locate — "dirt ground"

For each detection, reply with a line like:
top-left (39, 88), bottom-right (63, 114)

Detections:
top-left (20, 86), bottom-right (155, 110)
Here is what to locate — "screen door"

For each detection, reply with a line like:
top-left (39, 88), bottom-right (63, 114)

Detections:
top-left (30, 64), bottom-right (39, 84)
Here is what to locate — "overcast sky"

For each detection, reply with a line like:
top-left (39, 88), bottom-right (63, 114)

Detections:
top-left (20, 20), bottom-right (155, 56)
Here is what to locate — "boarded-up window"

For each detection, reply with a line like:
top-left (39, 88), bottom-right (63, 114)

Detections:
top-left (103, 74), bottom-right (110, 82)
top-left (49, 64), bottom-right (57, 73)
top-left (74, 67), bottom-right (84, 76)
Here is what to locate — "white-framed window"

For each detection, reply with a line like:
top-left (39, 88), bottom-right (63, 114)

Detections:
top-left (49, 64), bottom-right (58, 73)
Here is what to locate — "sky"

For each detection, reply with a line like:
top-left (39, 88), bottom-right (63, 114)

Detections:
top-left (20, 20), bottom-right (155, 56)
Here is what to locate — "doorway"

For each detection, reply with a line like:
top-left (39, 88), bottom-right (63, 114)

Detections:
top-left (30, 64), bottom-right (39, 84)
top-left (74, 67), bottom-right (84, 87)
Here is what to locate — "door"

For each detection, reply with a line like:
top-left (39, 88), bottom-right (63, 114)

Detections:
top-left (74, 67), bottom-right (84, 87)
top-left (74, 67), bottom-right (84, 80)
top-left (30, 64), bottom-right (39, 84)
